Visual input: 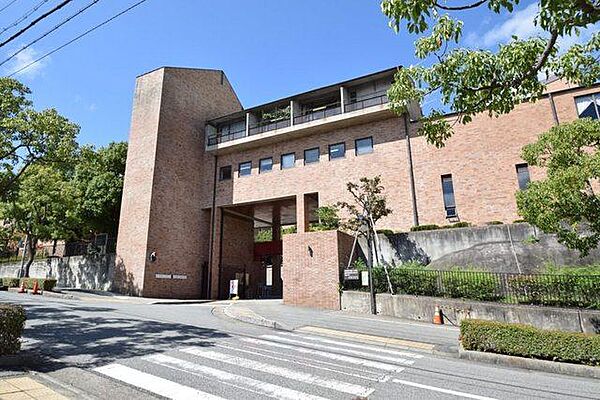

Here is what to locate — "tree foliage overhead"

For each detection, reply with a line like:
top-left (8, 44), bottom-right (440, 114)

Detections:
top-left (0, 78), bottom-right (79, 196)
top-left (381, 0), bottom-right (600, 147)
top-left (516, 118), bottom-right (600, 256)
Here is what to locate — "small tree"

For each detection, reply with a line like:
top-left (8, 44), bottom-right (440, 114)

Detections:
top-left (311, 205), bottom-right (341, 231)
top-left (516, 118), bottom-right (600, 256)
top-left (336, 176), bottom-right (392, 233)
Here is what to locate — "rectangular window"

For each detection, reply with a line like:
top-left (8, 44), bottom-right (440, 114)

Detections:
top-left (281, 153), bottom-right (295, 169)
top-left (304, 147), bottom-right (320, 164)
top-left (516, 163), bottom-right (531, 190)
top-left (259, 157), bottom-right (273, 173)
top-left (238, 161), bottom-right (252, 177)
top-left (328, 142), bottom-right (345, 160)
top-left (219, 165), bottom-right (232, 181)
top-left (441, 174), bottom-right (457, 218)
top-left (355, 137), bottom-right (373, 155)
top-left (575, 93), bottom-right (600, 119)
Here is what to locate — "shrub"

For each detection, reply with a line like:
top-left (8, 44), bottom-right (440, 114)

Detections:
top-left (486, 221), bottom-right (504, 225)
top-left (390, 267), bottom-right (439, 296)
top-left (448, 222), bottom-right (471, 228)
top-left (460, 319), bottom-right (600, 366)
top-left (376, 229), bottom-right (395, 236)
top-left (2, 278), bottom-right (20, 288)
top-left (507, 274), bottom-right (600, 308)
top-left (410, 224), bottom-right (440, 232)
top-left (442, 272), bottom-right (500, 301)
top-left (513, 219), bottom-right (526, 223)
top-left (19, 278), bottom-right (57, 292)
top-left (0, 304), bottom-right (26, 355)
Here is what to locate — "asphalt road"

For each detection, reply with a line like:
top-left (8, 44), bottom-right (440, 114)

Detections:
top-left (1, 291), bottom-right (599, 400)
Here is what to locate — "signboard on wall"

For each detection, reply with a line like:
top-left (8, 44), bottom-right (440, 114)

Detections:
top-left (361, 271), bottom-right (369, 287)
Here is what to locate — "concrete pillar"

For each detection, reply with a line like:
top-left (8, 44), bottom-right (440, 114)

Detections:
top-left (296, 194), bottom-right (310, 233)
top-left (290, 100), bottom-right (300, 126)
top-left (340, 87), bottom-right (348, 113)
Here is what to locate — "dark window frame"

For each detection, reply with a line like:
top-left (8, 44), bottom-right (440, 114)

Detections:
top-left (281, 152), bottom-right (295, 169)
top-left (304, 147), bottom-right (320, 165)
top-left (516, 163), bottom-right (531, 190)
top-left (259, 157), bottom-right (273, 174)
top-left (441, 174), bottom-right (457, 218)
top-left (355, 136), bottom-right (374, 156)
top-left (574, 92), bottom-right (600, 120)
top-left (238, 161), bottom-right (252, 177)
top-left (219, 165), bottom-right (232, 181)
top-left (328, 142), bottom-right (346, 160)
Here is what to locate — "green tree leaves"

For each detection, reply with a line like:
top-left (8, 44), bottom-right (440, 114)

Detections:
top-left (516, 119), bottom-right (600, 255)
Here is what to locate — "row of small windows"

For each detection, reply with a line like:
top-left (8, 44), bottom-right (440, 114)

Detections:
top-left (441, 164), bottom-right (530, 218)
top-left (219, 137), bottom-right (374, 180)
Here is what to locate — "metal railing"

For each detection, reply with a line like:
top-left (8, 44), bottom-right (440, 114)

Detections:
top-left (343, 268), bottom-right (600, 309)
top-left (294, 102), bottom-right (341, 125)
top-left (345, 91), bottom-right (389, 113)
top-left (207, 127), bottom-right (246, 146)
top-left (249, 118), bottom-right (291, 136)
top-left (0, 238), bottom-right (117, 265)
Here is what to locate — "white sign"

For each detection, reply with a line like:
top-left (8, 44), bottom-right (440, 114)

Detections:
top-left (344, 269), bottom-right (359, 280)
top-left (155, 273), bottom-right (172, 279)
top-left (361, 271), bottom-right (369, 287)
top-left (229, 279), bottom-right (239, 295)
top-left (172, 274), bottom-right (187, 280)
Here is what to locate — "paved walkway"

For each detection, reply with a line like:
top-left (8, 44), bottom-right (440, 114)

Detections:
top-left (0, 376), bottom-right (67, 400)
top-left (226, 300), bottom-right (460, 354)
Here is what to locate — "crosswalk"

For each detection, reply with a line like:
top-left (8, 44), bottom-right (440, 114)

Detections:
top-left (93, 330), bottom-right (425, 399)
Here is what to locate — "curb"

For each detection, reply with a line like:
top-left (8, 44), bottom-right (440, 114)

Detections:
top-left (458, 347), bottom-right (600, 379)
top-left (223, 304), bottom-right (290, 331)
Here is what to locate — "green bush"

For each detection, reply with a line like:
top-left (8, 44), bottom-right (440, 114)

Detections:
top-left (485, 221), bottom-right (504, 225)
top-left (448, 222), bottom-right (471, 228)
top-left (19, 278), bottom-right (57, 292)
top-left (0, 304), bottom-right (26, 355)
top-left (460, 319), bottom-right (600, 366)
top-left (507, 275), bottom-right (599, 308)
top-left (2, 278), bottom-right (20, 287)
top-left (442, 272), bottom-right (500, 301)
top-left (390, 267), bottom-right (439, 296)
top-left (410, 224), bottom-right (440, 232)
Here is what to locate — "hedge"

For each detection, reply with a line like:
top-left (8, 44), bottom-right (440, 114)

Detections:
top-left (2, 278), bottom-right (19, 288)
top-left (0, 304), bottom-right (26, 355)
top-left (18, 278), bottom-right (57, 291)
top-left (460, 319), bottom-right (600, 366)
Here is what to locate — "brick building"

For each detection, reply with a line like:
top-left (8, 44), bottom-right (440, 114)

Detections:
top-left (115, 66), bottom-right (600, 303)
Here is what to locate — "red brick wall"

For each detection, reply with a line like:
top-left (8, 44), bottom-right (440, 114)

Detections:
top-left (282, 230), bottom-right (354, 310)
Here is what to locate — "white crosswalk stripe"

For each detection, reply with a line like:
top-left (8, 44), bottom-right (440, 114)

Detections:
top-left (94, 331), bottom-right (425, 399)
top-left (180, 347), bottom-right (375, 397)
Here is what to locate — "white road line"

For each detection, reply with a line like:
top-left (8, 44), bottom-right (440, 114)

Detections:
top-left (241, 337), bottom-right (404, 372)
top-left (145, 354), bottom-right (330, 400)
top-left (181, 347), bottom-right (374, 397)
top-left (94, 364), bottom-right (224, 400)
top-left (260, 334), bottom-right (415, 366)
top-left (215, 343), bottom-right (387, 382)
top-left (278, 331), bottom-right (424, 359)
top-left (393, 379), bottom-right (498, 400)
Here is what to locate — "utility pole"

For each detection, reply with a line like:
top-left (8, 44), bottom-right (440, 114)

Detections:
top-left (366, 225), bottom-right (376, 315)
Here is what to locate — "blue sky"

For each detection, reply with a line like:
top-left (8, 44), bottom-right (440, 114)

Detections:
top-left (0, 0), bottom-right (595, 146)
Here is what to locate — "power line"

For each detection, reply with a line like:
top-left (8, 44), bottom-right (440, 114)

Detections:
top-left (0, 0), bottom-right (101, 68)
top-left (0, 0), bottom-right (74, 49)
top-left (0, 0), bottom-right (52, 37)
top-left (8, 0), bottom-right (151, 77)
top-left (0, 0), bottom-right (19, 14)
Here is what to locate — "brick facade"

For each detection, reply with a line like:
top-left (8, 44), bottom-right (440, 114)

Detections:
top-left (116, 65), bottom-right (599, 300)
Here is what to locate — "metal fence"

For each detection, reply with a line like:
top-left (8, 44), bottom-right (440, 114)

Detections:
top-left (0, 237), bottom-right (117, 265)
top-left (345, 91), bottom-right (389, 113)
top-left (343, 268), bottom-right (600, 309)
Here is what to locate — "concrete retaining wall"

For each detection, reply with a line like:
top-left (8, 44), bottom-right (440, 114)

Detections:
top-left (0, 254), bottom-right (115, 291)
top-left (341, 291), bottom-right (600, 334)
top-left (360, 223), bottom-right (600, 273)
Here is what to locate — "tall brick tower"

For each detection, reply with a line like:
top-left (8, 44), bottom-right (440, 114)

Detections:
top-left (115, 67), bottom-right (242, 298)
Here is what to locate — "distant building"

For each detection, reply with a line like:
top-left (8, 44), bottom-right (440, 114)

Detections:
top-left (115, 66), bottom-right (599, 301)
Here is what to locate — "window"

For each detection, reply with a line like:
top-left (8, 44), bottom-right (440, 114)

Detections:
top-left (238, 161), bottom-right (252, 177)
top-left (355, 137), bottom-right (373, 155)
top-left (516, 163), bottom-right (530, 190)
top-left (575, 93), bottom-right (600, 119)
top-left (259, 157), bottom-right (273, 173)
top-left (304, 147), bottom-right (320, 164)
top-left (441, 174), bottom-right (457, 218)
top-left (219, 165), bottom-right (232, 181)
top-left (281, 153), bottom-right (295, 169)
top-left (328, 142), bottom-right (345, 160)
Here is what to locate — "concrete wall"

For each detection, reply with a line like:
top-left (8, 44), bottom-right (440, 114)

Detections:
top-left (366, 223), bottom-right (600, 273)
top-left (341, 291), bottom-right (600, 334)
top-left (0, 254), bottom-right (115, 291)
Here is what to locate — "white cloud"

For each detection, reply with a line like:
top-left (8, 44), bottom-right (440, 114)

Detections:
top-left (5, 47), bottom-right (49, 79)
top-left (88, 103), bottom-right (97, 112)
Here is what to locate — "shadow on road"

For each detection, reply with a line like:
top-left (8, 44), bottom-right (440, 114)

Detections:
top-left (14, 300), bottom-right (228, 372)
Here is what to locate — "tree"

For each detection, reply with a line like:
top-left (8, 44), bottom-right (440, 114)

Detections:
top-left (516, 118), bottom-right (600, 256)
top-left (0, 78), bottom-right (79, 196)
top-left (381, 0), bottom-right (600, 147)
top-left (336, 176), bottom-right (393, 234)
top-left (71, 142), bottom-right (127, 236)
top-left (1, 165), bottom-right (79, 277)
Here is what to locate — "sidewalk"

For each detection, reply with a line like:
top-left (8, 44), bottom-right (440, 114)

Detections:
top-left (0, 376), bottom-right (68, 400)
top-left (225, 299), bottom-right (460, 354)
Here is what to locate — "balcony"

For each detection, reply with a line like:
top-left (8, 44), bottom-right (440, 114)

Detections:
top-left (205, 68), bottom-right (401, 152)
